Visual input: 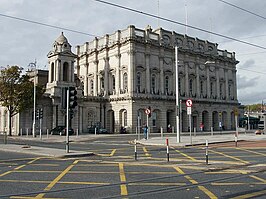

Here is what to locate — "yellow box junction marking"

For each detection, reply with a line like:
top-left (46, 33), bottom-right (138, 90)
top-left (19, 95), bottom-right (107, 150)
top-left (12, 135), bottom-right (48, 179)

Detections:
top-left (236, 147), bottom-right (266, 157)
top-left (118, 163), bottom-right (128, 197)
top-left (208, 149), bottom-right (249, 164)
top-left (249, 175), bottom-right (266, 183)
top-left (231, 189), bottom-right (266, 199)
top-left (0, 158), bottom-right (40, 177)
top-left (142, 147), bottom-right (151, 157)
top-left (110, 149), bottom-right (117, 156)
top-left (175, 149), bottom-right (197, 161)
top-left (174, 166), bottom-right (218, 199)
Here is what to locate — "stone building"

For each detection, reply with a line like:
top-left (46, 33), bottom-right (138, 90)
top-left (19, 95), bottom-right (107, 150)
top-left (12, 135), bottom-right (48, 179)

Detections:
top-left (0, 25), bottom-right (240, 135)
top-left (76, 25), bottom-right (239, 133)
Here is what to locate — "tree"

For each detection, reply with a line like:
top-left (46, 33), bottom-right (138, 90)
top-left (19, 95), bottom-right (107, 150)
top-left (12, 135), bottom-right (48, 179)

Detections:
top-left (0, 66), bottom-right (41, 136)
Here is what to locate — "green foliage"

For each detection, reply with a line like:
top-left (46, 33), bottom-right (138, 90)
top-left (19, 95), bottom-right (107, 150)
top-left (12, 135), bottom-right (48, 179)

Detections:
top-left (244, 104), bottom-right (264, 112)
top-left (0, 66), bottom-right (35, 116)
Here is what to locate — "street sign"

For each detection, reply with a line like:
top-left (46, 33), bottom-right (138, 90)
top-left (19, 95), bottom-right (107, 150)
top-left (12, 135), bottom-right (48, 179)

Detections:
top-left (187, 107), bottom-right (192, 115)
top-left (186, 99), bottom-right (193, 107)
top-left (145, 108), bottom-right (151, 115)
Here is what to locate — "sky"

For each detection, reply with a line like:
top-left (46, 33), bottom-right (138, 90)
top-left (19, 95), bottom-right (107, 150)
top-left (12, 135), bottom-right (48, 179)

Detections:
top-left (1, 0), bottom-right (266, 105)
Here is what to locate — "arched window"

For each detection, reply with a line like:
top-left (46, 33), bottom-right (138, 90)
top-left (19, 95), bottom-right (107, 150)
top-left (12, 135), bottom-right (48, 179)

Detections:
top-left (151, 74), bottom-right (156, 94)
top-left (210, 82), bottom-right (214, 96)
top-left (229, 84), bottom-right (232, 97)
top-left (220, 83), bottom-right (223, 97)
top-left (165, 76), bottom-right (169, 93)
top-left (200, 80), bottom-right (203, 94)
top-left (51, 62), bottom-right (54, 82)
top-left (123, 73), bottom-right (128, 90)
top-left (112, 75), bottom-right (115, 90)
top-left (123, 110), bottom-right (127, 126)
top-left (90, 80), bottom-right (94, 95)
top-left (136, 72), bottom-right (141, 93)
top-left (63, 62), bottom-right (69, 81)
top-left (189, 79), bottom-right (193, 93)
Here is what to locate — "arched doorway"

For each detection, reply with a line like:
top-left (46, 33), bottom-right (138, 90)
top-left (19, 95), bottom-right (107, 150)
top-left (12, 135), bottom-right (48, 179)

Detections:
top-left (202, 111), bottom-right (209, 131)
top-left (212, 111), bottom-right (219, 130)
top-left (222, 111), bottom-right (228, 130)
top-left (107, 110), bottom-right (115, 133)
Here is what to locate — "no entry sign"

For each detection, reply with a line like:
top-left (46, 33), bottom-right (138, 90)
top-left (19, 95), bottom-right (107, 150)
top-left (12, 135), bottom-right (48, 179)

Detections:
top-left (186, 99), bottom-right (193, 107)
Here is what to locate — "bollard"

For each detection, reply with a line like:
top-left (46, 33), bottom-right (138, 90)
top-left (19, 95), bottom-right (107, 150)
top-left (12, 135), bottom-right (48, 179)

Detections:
top-left (166, 138), bottom-right (169, 162)
top-left (20, 128), bottom-right (23, 136)
top-left (4, 132), bottom-right (7, 144)
top-left (95, 127), bottom-right (97, 135)
top-left (47, 129), bottom-right (49, 138)
top-left (211, 127), bottom-right (213, 136)
top-left (206, 140), bottom-right (209, 165)
top-left (235, 134), bottom-right (238, 147)
top-left (194, 127), bottom-right (196, 136)
top-left (161, 127), bottom-right (163, 139)
top-left (134, 139), bottom-right (137, 161)
top-left (76, 129), bottom-right (79, 137)
top-left (26, 128), bottom-right (29, 137)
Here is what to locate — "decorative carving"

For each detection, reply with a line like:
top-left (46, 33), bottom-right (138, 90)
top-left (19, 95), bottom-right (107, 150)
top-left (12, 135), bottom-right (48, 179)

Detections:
top-left (209, 66), bottom-right (215, 72)
top-left (188, 41), bottom-right (194, 49)
top-left (199, 64), bottom-right (205, 71)
top-left (162, 34), bottom-right (170, 45)
top-left (163, 58), bottom-right (172, 65)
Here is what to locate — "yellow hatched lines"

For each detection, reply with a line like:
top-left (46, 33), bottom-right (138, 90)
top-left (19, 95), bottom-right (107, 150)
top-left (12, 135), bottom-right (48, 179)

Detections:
top-left (230, 190), bottom-right (266, 199)
top-left (174, 149), bottom-right (197, 161)
top-left (174, 166), bottom-right (218, 199)
top-left (236, 147), bottom-right (266, 157)
top-left (0, 158), bottom-right (40, 177)
top-left (142, 147), bottom-right (151, 157)
top-left (208, 149), bottom-right (249, 164)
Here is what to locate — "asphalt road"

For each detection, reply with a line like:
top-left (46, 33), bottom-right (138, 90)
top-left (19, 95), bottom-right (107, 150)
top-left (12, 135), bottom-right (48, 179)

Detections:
top-left (0, 135), bottom-right (265, 198)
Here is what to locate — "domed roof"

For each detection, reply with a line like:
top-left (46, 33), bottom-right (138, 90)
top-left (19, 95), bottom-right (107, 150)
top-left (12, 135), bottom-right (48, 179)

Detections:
top-left (55, 32), bottom-right (68, 44)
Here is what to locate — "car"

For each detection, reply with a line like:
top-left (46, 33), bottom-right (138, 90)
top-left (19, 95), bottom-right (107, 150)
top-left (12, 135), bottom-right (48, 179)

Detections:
top-left (87, 125), bottom-right (109, 134)
top-left (50, 126), bottom-right (74, 136)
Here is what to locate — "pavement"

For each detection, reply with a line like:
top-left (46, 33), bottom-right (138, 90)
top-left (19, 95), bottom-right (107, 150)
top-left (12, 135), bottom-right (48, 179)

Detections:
top-left (0, 131), bottom-right (265, 158)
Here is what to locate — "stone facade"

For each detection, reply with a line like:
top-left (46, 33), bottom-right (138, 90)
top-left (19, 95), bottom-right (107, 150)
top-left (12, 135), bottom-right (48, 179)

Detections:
top-left (76, 25), bottom-right (239, 133)
top-left (0, 25), bottom-right (240, 135)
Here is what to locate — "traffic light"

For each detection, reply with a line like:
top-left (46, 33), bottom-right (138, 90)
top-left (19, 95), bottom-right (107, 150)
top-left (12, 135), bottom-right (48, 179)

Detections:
top-left (148, 106), bottom-right (152, 118)
top-left (39, 109), bottom-right (43, 119)
top-left (69, 87), bottom-right (77, 109)
top-left (36, 109), bottom-right (40, 120)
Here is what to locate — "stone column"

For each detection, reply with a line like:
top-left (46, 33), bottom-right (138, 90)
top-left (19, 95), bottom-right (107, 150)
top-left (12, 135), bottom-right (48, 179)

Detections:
top-left (84, 64), bottom-right (88, 96)
top-left (128, 48), bottom-right (135, 96)
top-left (56, 60), bottom-right (60, 81)
top-left (206, 66), bottom-right (210, 98)
top-left (93, 61), bottom-right (98, 96)
top-left (216, 66), bottom-right (220, 99)
top-left (145, 53), bottom-right (150, 93)
top-left (185, 62), bottom-right (189, 97)
top-left (225, 69), bottom-right (229, 100)
top-left (196, 64), bottom-right (200, 98)
top-left (115, 54), bottom-right (121, 96)
top-left (159, 56), bottom-right (164, 94)
top-left (104, 57), bottom-right (109, 96)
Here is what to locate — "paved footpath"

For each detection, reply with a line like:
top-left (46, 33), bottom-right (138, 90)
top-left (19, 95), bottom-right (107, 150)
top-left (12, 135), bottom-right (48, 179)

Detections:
top-left (0, 131), bottom-right (265, 158)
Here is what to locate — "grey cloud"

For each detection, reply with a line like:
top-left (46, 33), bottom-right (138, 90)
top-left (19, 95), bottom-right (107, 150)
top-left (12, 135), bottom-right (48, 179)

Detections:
top-left (237, 75), bottom-right (258, 90)
top-left (238, 59), bottom-right (255, 69)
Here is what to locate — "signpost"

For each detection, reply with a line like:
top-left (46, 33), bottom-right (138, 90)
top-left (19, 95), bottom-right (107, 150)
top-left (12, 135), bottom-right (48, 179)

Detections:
top-left (186, 99), bottom-right (193, 145)
top-left (145, 108), bottom-right (151, 139)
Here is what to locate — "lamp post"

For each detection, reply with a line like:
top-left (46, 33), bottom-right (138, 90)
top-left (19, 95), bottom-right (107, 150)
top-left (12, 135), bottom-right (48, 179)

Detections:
top-left (175, 46), bottom-right (180, 143)
top-left (29, 62), bottom-right (37, 138)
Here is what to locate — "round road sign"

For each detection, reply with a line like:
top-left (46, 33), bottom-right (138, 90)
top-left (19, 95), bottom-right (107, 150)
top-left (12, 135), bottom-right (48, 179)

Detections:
top-left (145, 109), bottom-right (151, 115)
top-left (186, 99), bottom-right (193, 107)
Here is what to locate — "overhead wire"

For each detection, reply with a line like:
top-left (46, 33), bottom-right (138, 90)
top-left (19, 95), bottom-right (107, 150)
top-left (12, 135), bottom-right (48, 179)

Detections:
top-left (217, 0), bottom-right (266, 20)
top-left (93, 0), bottom-right (266, 50)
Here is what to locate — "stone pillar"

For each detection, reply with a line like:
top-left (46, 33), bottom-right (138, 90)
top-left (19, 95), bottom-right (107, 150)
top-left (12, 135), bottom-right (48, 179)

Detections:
top-left (93, 61), bottom-right (98, 96)
top-left (185, 62), bottom-right (189, 97)
top-left (196, 64), bottom-right (200, 98)
top-left (145, 53), bottom-right (150, 93)
top-left (56, 60), bottom-right (60, 81)
top-left (216, 66), bottom-right (220, 99)
top-left (159, 56), bottom-right (164, 94)
top-left (225, 69), bottom-right (229, 100)
top-left (206, 66), bottom-right (210, 98)
top-left (84, 64), bottom-right (88, 96)
top-left (104, 57), bottom-right (109, 96)
top-left (128, 48), bottom-right (135, 96)
top-left (115, 54), bottom-right (121, 96)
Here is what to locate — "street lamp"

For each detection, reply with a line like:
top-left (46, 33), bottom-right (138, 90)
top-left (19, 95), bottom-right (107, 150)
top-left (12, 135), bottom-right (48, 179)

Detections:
top-left (175, 46), bottom-right (180, 143)
top-left (28, 62), bottom-right (37, 137)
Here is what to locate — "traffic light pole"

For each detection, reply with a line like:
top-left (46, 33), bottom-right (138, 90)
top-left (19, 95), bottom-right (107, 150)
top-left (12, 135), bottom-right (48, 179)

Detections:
top-left (66, 88), bottom-right (70, 153)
